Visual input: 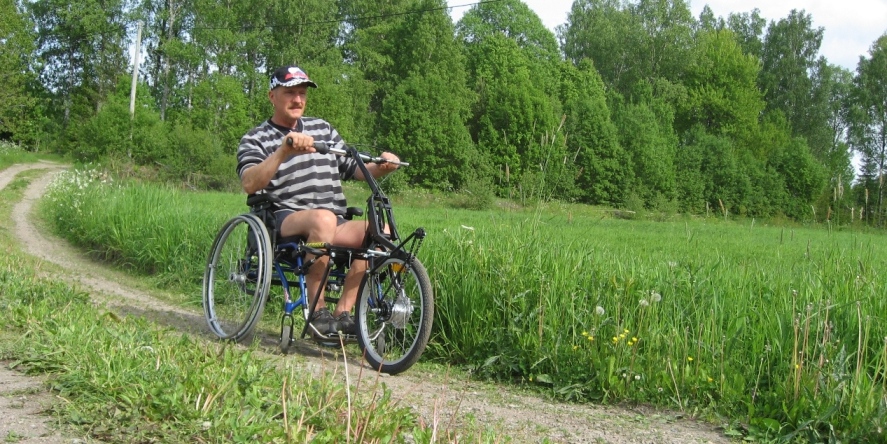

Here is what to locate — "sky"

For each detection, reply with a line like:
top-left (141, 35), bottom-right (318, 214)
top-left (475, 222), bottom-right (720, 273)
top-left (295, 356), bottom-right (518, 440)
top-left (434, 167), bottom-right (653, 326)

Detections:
top-left (446, 0), bottom-right (887, 71)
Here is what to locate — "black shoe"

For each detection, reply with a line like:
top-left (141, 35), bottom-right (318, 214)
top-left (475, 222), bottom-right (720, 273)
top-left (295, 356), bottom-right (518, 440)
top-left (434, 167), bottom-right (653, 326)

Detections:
top-left (309, 308), bottom-right (336, 336)
top-left (334, 312), bottom-right (357, 335)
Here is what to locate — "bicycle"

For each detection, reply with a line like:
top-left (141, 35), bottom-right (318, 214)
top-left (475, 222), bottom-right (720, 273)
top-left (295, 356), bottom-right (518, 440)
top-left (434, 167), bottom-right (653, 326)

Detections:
top-left (202, 141), bottom-right (433, 375)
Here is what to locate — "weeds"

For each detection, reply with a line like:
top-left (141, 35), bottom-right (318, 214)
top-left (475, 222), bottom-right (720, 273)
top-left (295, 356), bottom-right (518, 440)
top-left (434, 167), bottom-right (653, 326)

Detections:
top-left (33, 165), bottom-right (887, 441)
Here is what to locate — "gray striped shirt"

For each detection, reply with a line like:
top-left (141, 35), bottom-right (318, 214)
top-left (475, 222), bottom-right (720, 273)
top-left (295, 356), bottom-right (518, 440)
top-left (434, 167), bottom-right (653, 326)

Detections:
top-left (237, 117), bottom-right (358, 217)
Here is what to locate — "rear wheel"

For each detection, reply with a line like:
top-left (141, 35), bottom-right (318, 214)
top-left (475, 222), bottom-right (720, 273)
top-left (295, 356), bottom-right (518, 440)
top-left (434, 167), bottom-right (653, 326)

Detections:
top-left (203, 214), bottom-right (273, 342)
top-left (355, 256), bottom-right (433, 375)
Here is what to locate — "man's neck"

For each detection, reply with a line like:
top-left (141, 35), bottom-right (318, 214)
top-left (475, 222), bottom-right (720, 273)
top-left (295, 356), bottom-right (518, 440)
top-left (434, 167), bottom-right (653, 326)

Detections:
top-left (270, 116), bottom-right (299, 129)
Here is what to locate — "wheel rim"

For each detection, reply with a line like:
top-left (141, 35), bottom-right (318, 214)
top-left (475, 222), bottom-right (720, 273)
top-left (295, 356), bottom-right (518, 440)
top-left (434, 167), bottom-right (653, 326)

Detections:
top-left (358, 258), bottom-right (427, 369)
top-left (204, 216), bottom-right (270, 340)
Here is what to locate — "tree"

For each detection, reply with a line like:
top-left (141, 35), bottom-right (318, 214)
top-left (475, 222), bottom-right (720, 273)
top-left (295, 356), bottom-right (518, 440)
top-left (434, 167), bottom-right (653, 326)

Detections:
top-left (561, 59), bottom-right (628, 205)
top-left (759, 10), bottom-right (832, 161)
top-left (139, 0), bottom-right (194, 121)
top-left (612, 81), bottom-right (678, 208)
top-left (561, 0), bottom-right (644, 93)
top-left (561, 0), bottom-right (694, 96)
top-left (457, 0), bottom-right (562, 190)
top-left (377, 0), bottom-right (477, 190)
top-left (630, 0), bottom-right (695, 83)
top-left (851, 35), bottom-right (887, 226)
top-left (0, 0), bottom-right (40, 143)
top-left (695, 5), bottom-right (722, 33)
top-left (29, 0), bottom-right (132, 127)
top-left (339, 0), bottom-right (413, 135)
top-left (677, 28), bottom-right (764, 141)
top-left (726, 8), bottom-right (765, 60)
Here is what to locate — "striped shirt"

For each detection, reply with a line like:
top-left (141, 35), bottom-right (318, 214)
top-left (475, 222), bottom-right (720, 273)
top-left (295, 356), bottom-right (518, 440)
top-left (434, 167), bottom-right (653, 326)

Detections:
top-left (237, 117), bottom-right (358, 217)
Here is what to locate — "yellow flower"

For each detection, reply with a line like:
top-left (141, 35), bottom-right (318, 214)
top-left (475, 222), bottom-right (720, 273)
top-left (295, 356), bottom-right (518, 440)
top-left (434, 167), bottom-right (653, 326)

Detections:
top-left (707, 377), bottom-right (713, 383)
top-left (632, 337), bottom-right (638, 342)
top-left (588, 336), bottom-right (594, 341)
top-left (688, 356), bottom-right (694, 362)
top-left (582, 331), bottom-right (588, 336)
top-left (573, 345), bottom-right (579, 350)
top-left (623, 329), bottom-right (630, 334)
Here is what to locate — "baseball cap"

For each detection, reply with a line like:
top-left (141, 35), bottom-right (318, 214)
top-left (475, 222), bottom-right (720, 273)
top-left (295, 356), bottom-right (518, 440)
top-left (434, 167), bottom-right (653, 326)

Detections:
top-left (269, 65), bottom-right (318, 90)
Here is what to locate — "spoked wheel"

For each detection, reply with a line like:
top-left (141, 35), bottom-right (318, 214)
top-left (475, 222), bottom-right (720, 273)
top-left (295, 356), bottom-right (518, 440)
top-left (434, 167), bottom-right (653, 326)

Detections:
top-left (355, 256), bottom-right (433, 375)
top-left (203, 214), bottom-right (273, 342)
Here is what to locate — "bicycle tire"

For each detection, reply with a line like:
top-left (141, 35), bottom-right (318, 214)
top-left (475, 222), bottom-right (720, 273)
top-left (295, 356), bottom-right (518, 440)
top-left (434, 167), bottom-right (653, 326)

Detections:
top-left (355, 256), bottom-right (433, 375)
top-left (203, 214), bottom-right (273, 342)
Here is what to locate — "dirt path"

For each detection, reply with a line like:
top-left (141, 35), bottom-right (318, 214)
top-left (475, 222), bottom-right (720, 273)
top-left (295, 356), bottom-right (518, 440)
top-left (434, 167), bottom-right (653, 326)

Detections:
top-left (2, 163), bottom-right (734, 443)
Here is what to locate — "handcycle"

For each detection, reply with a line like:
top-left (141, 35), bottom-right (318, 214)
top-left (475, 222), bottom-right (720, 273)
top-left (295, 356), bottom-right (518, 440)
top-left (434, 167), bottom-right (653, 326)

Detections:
top-left (202, 141), bottom-right (433, 375)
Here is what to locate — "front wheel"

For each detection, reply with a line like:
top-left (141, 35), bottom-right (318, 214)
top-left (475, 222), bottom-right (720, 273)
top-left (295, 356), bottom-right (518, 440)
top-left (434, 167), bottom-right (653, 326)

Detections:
top-left (355, 256), bottom-right (433, 375)
top-left (202, 214), bottom-right (273, 342)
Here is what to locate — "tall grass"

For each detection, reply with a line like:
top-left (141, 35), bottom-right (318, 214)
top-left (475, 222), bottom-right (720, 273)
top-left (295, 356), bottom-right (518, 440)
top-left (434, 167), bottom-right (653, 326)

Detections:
top-left (40, 166), bottom-right (887, 441)
top-left (0, 252), bottom-right (452, 442)
top-left (0, 141), bottom-right (56, 168)
top-left (2, 167), bottom-right (506, 443)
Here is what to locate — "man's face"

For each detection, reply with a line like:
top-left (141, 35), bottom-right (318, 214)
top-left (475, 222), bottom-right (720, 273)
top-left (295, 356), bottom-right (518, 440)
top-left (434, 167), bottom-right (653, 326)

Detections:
top-left (269, 85), bottom-right (309, 124)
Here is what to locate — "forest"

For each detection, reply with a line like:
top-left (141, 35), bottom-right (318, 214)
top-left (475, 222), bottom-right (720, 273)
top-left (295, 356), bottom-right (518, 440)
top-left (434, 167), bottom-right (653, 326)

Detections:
top-left (1, 0), bottom-right (886, 225)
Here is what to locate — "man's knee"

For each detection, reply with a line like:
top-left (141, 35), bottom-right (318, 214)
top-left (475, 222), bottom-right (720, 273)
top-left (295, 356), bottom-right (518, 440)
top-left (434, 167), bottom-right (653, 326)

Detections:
top-left (282, 209), bottom-right (339, 238)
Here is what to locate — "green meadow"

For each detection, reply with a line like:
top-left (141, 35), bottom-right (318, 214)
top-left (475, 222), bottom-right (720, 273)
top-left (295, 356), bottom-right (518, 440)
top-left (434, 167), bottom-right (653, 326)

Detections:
top-left (31, 164), bottom-right (887, 441)
top-left (3, 159), bottom-right (502, 443)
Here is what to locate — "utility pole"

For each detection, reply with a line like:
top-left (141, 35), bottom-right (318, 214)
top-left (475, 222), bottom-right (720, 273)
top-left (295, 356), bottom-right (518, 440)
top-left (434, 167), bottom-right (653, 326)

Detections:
top-left (129, 21), bottom-right (142, 157)
top-left (130, 21), bottom-right (142, 119)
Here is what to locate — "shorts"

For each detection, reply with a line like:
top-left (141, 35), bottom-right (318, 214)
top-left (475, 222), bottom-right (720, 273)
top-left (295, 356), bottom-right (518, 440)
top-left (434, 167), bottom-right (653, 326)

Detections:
top-left (274, 209), bottom-right (347, 233)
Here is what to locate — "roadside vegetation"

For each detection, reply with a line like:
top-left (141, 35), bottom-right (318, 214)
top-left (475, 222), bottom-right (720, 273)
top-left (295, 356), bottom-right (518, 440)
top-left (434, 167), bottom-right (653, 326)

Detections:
top-left (0, 148), bottom-right (501, 443)
top-left (34, 160), bottom-right (887, 442)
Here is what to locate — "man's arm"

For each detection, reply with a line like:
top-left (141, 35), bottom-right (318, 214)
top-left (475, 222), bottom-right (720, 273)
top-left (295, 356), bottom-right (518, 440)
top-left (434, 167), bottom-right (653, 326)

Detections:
top-left (241, 132), bottom-right (315, 194)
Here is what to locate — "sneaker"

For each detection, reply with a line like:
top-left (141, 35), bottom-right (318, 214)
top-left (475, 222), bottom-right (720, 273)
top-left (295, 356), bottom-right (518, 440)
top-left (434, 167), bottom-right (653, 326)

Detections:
top-left (309, 308), bottom-right (336, 336)
top-left (334, 312), bottom-right (357, 335)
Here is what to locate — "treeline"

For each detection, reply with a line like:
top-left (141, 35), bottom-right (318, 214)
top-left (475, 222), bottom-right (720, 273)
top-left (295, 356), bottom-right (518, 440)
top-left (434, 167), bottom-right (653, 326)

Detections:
top-left (1, 0), bottom-right (886, 224)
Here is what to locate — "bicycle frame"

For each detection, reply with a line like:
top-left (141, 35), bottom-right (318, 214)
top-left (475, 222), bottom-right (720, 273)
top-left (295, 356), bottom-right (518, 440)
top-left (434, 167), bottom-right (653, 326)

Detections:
top-left (269, 143), bottom-right (427, 342)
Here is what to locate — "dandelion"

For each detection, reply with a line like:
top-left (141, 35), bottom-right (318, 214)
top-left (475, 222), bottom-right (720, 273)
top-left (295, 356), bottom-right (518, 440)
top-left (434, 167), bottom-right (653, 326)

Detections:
top-left (707, 377), bottom-right (713, 383)
top-left (572, 345), bottom-right (579, 350)
top-left (595, 306), bottom-right (605, 316)
top-left (581, 331), bottom-right (588, 337)
top-left (688, 356), bottom-right (694, 362)
top-left (634, 375), bottom-right (641, 381)
top-left (587, 336), bottom-right (594, 342)
top-left (650, 291), bottom-right (661, 303)
top-left (639, 299), bottom-right (649, 307)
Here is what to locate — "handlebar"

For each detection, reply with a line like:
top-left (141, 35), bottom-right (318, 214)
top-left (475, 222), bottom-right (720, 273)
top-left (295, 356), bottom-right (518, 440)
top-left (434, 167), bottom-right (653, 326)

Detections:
top-left (285, 137), bottom-right (409, 167)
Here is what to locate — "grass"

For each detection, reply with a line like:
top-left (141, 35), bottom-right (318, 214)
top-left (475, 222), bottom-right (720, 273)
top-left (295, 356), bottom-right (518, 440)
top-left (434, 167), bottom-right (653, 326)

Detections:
top-left (27, 162), bottom-right (887, 441)
top-left (1, 159), bottom-right (507, 443)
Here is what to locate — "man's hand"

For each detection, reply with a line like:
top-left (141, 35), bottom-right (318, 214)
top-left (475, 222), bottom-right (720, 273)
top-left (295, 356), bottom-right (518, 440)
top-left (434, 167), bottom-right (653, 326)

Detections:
top-left (378, 152), bottom-right (400, 171)
top-left (283, 132), bottom-right (316, 155)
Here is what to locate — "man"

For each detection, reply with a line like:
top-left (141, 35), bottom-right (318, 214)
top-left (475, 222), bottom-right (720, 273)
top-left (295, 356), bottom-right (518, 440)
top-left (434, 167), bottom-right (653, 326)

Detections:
top-left (236, 65), bottom-right (400, 336)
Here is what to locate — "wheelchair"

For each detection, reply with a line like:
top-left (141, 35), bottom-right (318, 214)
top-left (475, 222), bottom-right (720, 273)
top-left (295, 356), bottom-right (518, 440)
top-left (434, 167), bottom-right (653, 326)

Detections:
top-left (202, 143), bottom-right (433, 375)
